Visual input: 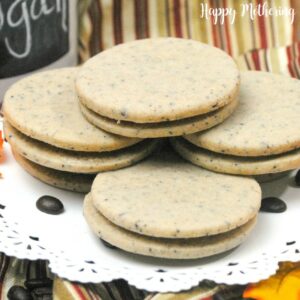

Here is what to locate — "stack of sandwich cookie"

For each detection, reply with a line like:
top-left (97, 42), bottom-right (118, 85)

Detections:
top-left (171, 71), bottom-right (300, 179)
top-left (3, 68), bottom-right (158, 192)
top-left (84, 153), bottom-right (261, 259)
top-left (76, 38), bottom-right (240, 138)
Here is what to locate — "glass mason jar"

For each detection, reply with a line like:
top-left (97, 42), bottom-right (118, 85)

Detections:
top-left (0, 0), bottom-right (78, 105)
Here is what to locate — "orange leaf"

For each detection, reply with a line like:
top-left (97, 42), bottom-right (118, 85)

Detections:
top-left (244, 262), bottom-right (300, 300)
top-left (0, 130), bottom-right (3, 149)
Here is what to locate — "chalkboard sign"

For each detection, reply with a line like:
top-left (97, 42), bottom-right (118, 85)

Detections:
top-left (0, 0), bottom-right (69, 78)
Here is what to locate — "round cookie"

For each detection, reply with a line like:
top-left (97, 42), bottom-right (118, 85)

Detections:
top-left (91, 153), bottom-right (261, 239)
top-left (171, 138), bottom-right (300, 176)
top-left (76, 38), bottom-right (240, 123)
top-left (13, 151), bottom-right (94, 193)
top-left (84, 194), bottom-right (257, 259)
top-left (185, 71), bottom-right (300, 156)
top-left (4, 121), bottom-right (159, 174)
top-left (79, 97), bottom-right (238, 138)
top-left (3, 68), bottom-right (140, 152)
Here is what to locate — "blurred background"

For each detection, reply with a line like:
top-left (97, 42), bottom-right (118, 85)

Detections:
top-left (2, 0), bottom-right (300, 104)
top-left (78, 0), bottom-right (300, 74)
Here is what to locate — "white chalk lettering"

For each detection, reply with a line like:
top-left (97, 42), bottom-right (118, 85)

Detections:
top-left (0, 0), bottom-right (68, 59)
top-left (31, 0), bottom-right (43, 20)
top-left (5, 0), bottom-right (32, 58)
top-left (61, 0), bottom-right (67, 32)
top-left (0, 4), bottom-right (4, 30)
top-left (42, 0), bottom-right (55, 15)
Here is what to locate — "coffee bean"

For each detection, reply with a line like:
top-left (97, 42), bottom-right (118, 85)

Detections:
top-left (7, 286), bottom-right (33, 300)
top-left (25, 278), bottom-right (53, 291)
top-left (260, 197), bottom-right (287, 213)
top-left (295, 170), bottom-right (300, 186)
top-left (31, 287), bottom-right (52, 297)
top-left (36, 196), bottom-right (64, 215)
top-left (100, 239), bottom-right (118, 249)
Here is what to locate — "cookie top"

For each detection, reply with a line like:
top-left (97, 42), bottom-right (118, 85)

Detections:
top-left (76, 38), bottom-right (240, 123)
top-left (186, 71), bottom-right (300, 156)
top-left (3, 68), bottom-right (140, 152)
top-left (84, 194), bottom-right (257, 259)
top-left (91, 152), bottom-right (261, 239)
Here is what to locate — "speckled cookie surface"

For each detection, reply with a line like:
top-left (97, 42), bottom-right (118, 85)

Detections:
top-left (185, 71), bottom-right (300, 156)
top-left (171, 138), bottom-right (300, 176)
top-left (91, 153), bottom-right (261, 239)
top-left (84, 194), bottom-right (257, 259)
top-left (13, 151), bottom-right (94, 193)
top-left (3, 68), bottom-right (140, 152)
top-left (76, 38), bottom-right (240, 123)
top-left (80, 97), bottom-right (238, 138)
top-left (4, 121), bottom-right (158, 174)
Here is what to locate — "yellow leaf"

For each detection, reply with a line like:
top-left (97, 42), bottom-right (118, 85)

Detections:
top-left (244, 262), bottom-right (300, 300)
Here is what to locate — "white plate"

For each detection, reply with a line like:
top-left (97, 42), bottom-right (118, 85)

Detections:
top-left (1, 132), bottom-right (300, 292)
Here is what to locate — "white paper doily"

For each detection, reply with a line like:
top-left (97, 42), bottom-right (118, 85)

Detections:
top-left (1, 136), bottom-right (300, 292)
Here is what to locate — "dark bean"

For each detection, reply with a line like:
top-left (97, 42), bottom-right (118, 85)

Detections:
top-left (31, 287), bottom-right (52, 297)
top-left (295, 170), bottom-right (300, 186)
top-left (25, 278), bottom-right (53, 291)
top-left (7, 286), bottom-right (33, 300)
top-left (260, 197), bottom-right (287, 213)
top-left (100, 239), bottom-right (118, 249)
top-left (36, 196), bottom-right (64, 215)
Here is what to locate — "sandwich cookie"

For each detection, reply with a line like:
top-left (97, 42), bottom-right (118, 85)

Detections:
top-left (84, 195), bottom-right (257, 259)
top-left (176, 71), bottom-right (300, 176)
top-left (3, 68), bottom-right (157, 191)
top-left (76, 38), bottom-right (240, 138)
top-left (13, 151), bottom-right (94, 193)
top-left (3, 67), bottom-right (140, 152)
top-left (85, 153), bottom-right (261, 259)
top-left (4, 121), bottom-right (159, 174)
top-left (79, 97), bottom-right (238, 138)
top-left (171, 138), bottom-right (300, 176)
top-left (186, 71), bottom-right (300, 157)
